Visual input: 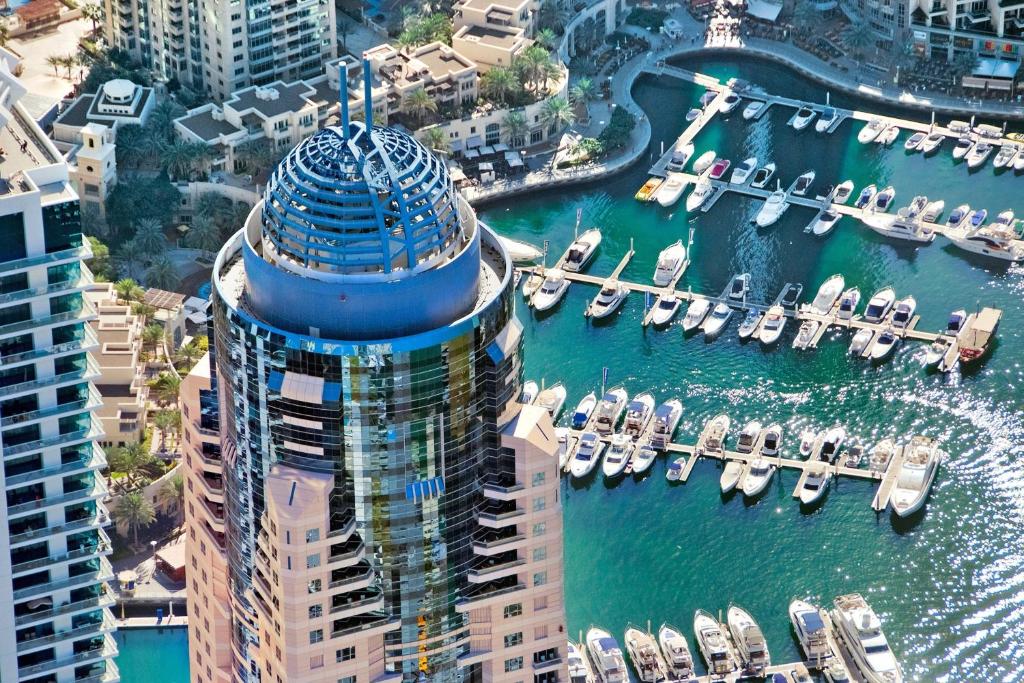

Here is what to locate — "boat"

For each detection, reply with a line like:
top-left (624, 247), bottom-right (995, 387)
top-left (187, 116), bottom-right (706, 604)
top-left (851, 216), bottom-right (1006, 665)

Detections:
top-left (903, 131), bottom-right (926, 151)
top-left (650, 293), bottom-right (682, 326)
top-left (869, 328), bottom-right (899, 361)
top-left (758, 305), bottom-right (786, 345)
top-left (535, 382), bottom-right (567, 419)
top-left (571, 392), bottom-right (598, 429)
top-left (1014, 146), bottom-right (1024, 170)
top-left (779, 282), bottom-right (803, 310)
top-left (701, 302), bottom-right (733, 338)
top-left (653, 240), bottom-right (687, 285)
top-left (568, 641), bottom-right (591, 683)
top-left (702, 413), bottom-right (731, 452)
top-left (791, 664), bottom-right (814, 683)
top-left (891, 296), bottom-right (916, 329)
top-left (622, 392), bottom-right (655, 437)
top-left (624, 627), bottom-right (666, 683)
top-left (869, 439), bottom-right (895, 473)
top-left (863, 287), bottom-right (896, 322)
top-left (966, 141), bottom-right (993, 169)
top-left (737, 309), bottom-right (763, 340)
top-left (890, 435), bottom-right (941, 516)
top-left (736, 420), bottom-right (762, 454)
top-left (588, 281), bottom-right (628, 319)
top-left (948, 119), bottom-right (971, 133)
top-left (730, 156), bottom-right (757, 184)
top-left (832, 179), bottom-right (854, 204)
top-left (650, 399), bottom-right (683, 450)
top-left (586, 627), bottom-right (629, 683)
top-left (919, 131), bottom-right (943, 154)
top-left (811, 209), bottom-right (841, 237)
top-left (818, 426), bottom-right (846, 463)
top-left (708, 158), bottom-right (731, 180)
top-left (872, 186), bottom-right (895, 212)
top-left (557, 428), bottom-right (573, 470)
top-left (844, 439), bottom-right (865, 467)
top-left (602, 434), bottom-right (634, 478)
top-left (681, 298), bottom-right (711, 333)
top-left (809, 274), bottom-right (845, 314)
top-left (849, 328), bottom-right (873, 355)
top-left (521, 380), bottom-right (539, 404)
top-left (635, 178), bottom-right (663, 201)
top-left (666, 141), bottom-right (695, 171)
top-left (657, 623), bottom-right (696, 681)
top-left (951, 136), bottom-right (974, 160)
top-left (570, 431), bottom-right (605, 478)
top-left (792, 320), bottom-right (820, 350)
top-left (831, 594), bottom-right (903, 683)
top-left (742, 101), bottom-right (763, 120)
top-left (498, 236), bottom-right (543, 263)
top-left (948, 225), bottom-right (1024, 261)
top-left (798, 429), bottom-right (817, 458)
top-left (693, 610), bottom-right (737, 676)
top-left (958, 307), bottom-right (1001, 364)
top-left (946, 309), bottom-right (967, 334)
top-left (946, 204), bottom-right (970, 228)
top-left (864, 212), bottom-right (935, 243)
top-left (791, 106), bottom-right (816, 130)
top-left (837, 287), bottom-right (860, 320)
top-left (923, 339), bottom-right (948, 368)
top-left (720, 91), bottom-right (742, 114)
top-left (921, 200), bottom-right (944, 222)
top-left (994, 209), bottom-right (1015, 227)
top-left (700, 91), bottom-right (716, 107)
top-left (692, 150), bottom-right (716, 173)
top-left (797, 462), bottom-right (831, 505)
top-left (727, 273), bottom-right (750, 302)
top-left (593, 386), bottom-right (629, 434)
top-left (727, 605), bottom-right (771, 675)
top-left (760, 423), bottom-right (782, 456)
top-left (656, 173), bottom-right (689, 207)
top-left (876, 125), bottom-right (899, 146)
top-left (854, 184), bottom-right (877, 209)
top-left (968, 208), bottom-right (988, 228)
top-left (750, 162), bottom-right (776, 189)
top-left (755, 187), bottom-right (789, 227)
top-left (563, 228), bottom-right (603, 272)
top-left (742, 455), bottom-right (776, 498)
top-left (685, 107), bottom-right (701, 122)
top-left (789, 599), bottom-right (832, 668)
top-left (523, 272), bottom-right (544, 298)
top-left (532, 269), bottom-right (570, 311)
top-left (994, 143), bottom-right (1017, 168)
top-left (904, 195), bottom-right (928, 218)
top-left (857, 118), bottom-right (886, 143)
top-left (815, 106), bottom-right (840, 132)
top-left (685, 177), bottom-right (714, 212)
top-left (791, 170), bottom-right (815, 196)
top-left (719, 459), bottom-right (743, 493)
top-left (825, 661), bottom-right (852, 682)
top-left (666, 457), bottom-right (686, 481)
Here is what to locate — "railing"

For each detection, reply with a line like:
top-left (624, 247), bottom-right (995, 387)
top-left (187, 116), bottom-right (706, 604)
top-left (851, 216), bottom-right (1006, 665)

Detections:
top-left (0, 271), bottom-right (94, 306)
top-left (4, 449), bottom-right (106, 488)
top-left (12, 531), bottom-right (111, 574)
top-left (13, 557), bottom-right (114, 600)
top-left (0, 300), bottom-right (97, 338)
top-left (18, 636), bottom-right (118, 677)
top-left (0, 244), bottom-right (91, 275)
top-left (0, 326), bottom-right (100, 368)
top-left (4, 417), bottom-right (104, 456)
top-left (9, 512), bottom-right (109, 546)
top-left (16, 613), bottom-right (116, 652)
top-left (14, 592), bottom-right (115, 626)
top-left (0, 356), bottom-right (102, 399)
top-left (7, 477), bottom-right (108, 517)
top-left (328, 566), bottom-right (374, 590)
top-left (1, 390), bottom-right (102, 427)
top-left (76, 658), bottom-right (120, 683)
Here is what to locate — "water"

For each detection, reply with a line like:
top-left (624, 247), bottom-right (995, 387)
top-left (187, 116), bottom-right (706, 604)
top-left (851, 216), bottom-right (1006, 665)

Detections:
top-left (480, 53), bottom-right (1024, 680)
top-left (115, 626), bottom-right (190, 682)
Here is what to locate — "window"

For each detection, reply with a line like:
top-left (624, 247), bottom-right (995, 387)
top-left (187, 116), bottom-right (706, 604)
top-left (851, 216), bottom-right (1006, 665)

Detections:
top-left (306, 528), bottom-right (320, 543)
top-left (532, 471), bottom-right (546, 487)
top-left (306, 553), bottom-right (321, 568)
top-left (533, 546), bottom-right (547, 562)
top-left (533, 571), bottom-right (547, 587)
top-left (338, 677), bottom-right (356, 683)
top-left (309, 629), bottom-right (323, 644)
top-left (504, 632), bottom-right (523, 648)
top-left (532, 523), bottom-right (546, 537)
top-left (532, 496), bottom-right (545, 512)
top-left (535, 595), bottom-right (548, 611)
top-left (504, 657), bottom-right (524, 673)
top-left (309, 604), bottom-right (322, 618)
top-left (503, 603), bottom-right (523, 619)
top-left (310, 655), bottom-right (323, 669)
top-left (336, 647), bottom-right (356, 662)
top-left (308, 579), bottom-right (321, 593)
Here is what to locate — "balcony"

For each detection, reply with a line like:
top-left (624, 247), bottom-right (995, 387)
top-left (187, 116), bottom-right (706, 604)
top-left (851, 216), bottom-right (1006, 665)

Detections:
top-left (4, 416), bottom-right (104, 457)
top-left (467, 557), bottom-right (525, 583)
top-left (0, 326), bottom-right (100, 368)
top-left (482, 481), bottom-right (524, 501)
top-left (0, 244), bottom-right (92, 277)
top-left (17, 612), bottom-right (116, 653)
top-left (9, 510), bottom-right (110, 546)
top-left (328, 564), bottom-right (374, 591)
top-left (0, 356), bottom-right (102, 400)
top-left (7, 476), bottom-right (108, 517)
top-left (5, 445), bottom-right (107, 488)
top-left (477, 507), bottom-right (525, 529)
top-left (0, 271), bottom-right (94, 307)
top-left (77, 658), bottom-right (120, 683)
top-left (13, 557), bottom-right (115, 600)
top-left (472, 533), bottom-right (526, 557)
top-left (0, 301), bottom-right (97, 339)
top-left (330, 591), bottom-right (384, 619)
top-left (17, 634), bottom-right (118, 677)
top-left (14, 591), bottom-right (116, 626)
top-left (532, 656), bottom-right (563, 672)
top-left (328, 536), bottom-right (365, 566)
top-left (2, 387), bottom-right (104, 427)
top-left (12, 529), bottom-right (111, 574)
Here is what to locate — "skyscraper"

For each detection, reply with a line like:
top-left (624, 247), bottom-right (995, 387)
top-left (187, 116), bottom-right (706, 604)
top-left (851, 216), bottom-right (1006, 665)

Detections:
top-left (0, 58), bottom-right (119, 682)
top-left (184, 73), bottom-right (566, 682)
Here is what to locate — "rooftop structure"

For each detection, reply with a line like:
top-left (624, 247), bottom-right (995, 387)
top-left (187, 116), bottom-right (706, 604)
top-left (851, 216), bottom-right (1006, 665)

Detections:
top-left (52, 79), bottom-right (156, 145)
top-left (453, 22), bottom-right (533, 70)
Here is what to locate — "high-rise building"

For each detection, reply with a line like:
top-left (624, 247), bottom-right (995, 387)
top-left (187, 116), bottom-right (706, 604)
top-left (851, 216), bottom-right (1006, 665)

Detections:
top-left (0, 57), bottom-right (119, 683)
top-left (184, 76), bottom-right (566, 683)
top-left (103, 0), bottom-right (337, 101)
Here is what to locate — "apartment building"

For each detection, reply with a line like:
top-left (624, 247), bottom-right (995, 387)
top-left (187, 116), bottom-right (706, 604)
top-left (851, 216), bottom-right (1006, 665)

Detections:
top-left (455, 0), bottom-right (541, 36)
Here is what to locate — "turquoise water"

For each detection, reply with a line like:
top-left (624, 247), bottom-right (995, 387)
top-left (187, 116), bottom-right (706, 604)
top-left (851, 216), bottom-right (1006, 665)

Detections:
top-left (481, 54), bottom-right (1024, 680)
top-left (115, 627), bottom-right (190, 682)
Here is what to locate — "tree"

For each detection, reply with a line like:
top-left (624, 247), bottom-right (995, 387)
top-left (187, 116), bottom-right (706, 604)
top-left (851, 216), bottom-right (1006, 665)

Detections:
top-left (174, 338), bottom-right (204, 369)
top-left (146, 99), bottom-right (186, 144)
top-left (337, 14), bottom-right (354, 49)
top-left (481, 66), bottom-right (518, 106)
top-left (131, 301), bottom-right (157, 321)
top-left (0, 24), bottom-right (10, 48)
top-left (540, 96), bottom-right (575, 130)
top-left (422, 127), bottom-right (449, 154)
top-left (114, 124), bottom-right (150, 169)
top-left (141, 323), bottom-right (166, 357)
top-left (952, 52), bottom-right (979, 83)
top-left (397, 12), bottom-right (452, 47)
top-left (843, 18), bottom-right (875, 63)
top-left (46, 55), bottom-right (62, 77)
top-left (161, 139), bottom-right (208, 179)
top-left (108, 442), bottom-right (164, 491)
top-left (61, 54), bottom-right (79, 79)
top-left (81, 202), bottom-right (106, 238)
top-left (569, 77), bottom-right (596, 106)
top-left (502, 111), bottom-right (528, 145)
top-left (535, 27), bottom-right (558, 50)
top-left (149, 372), bottom-right (182, 405)
top-left (791, 0), bottom-right (819, 35)
top-left (113, 492), bottom-right (156, 545)
top-left (402, 88), bottom-right (438, 126)
top-left (116, 240), bottom-right (146, 280)
top-left (115, 277), bottom-right (144, 304)
top-left (145, 255), bottom-right (179, 290)
top-left (133, 218), bottom-right (167, 256)
top-left (153, 409), bottom-right (182, 451)
top-left (86, 236), bottom-right (113, 281)
top-left (194, 192), bottom-right (232, 232)
top-left (155, 473), bottom-right (185, 523)
top-left (185, 215), bottom-right (223, 256)
top-left (81, 3), bottom-right (103, 33)
top-left (235, 138), bottom-right (275, 175)
top-left (515, 45), bottom-right (554, 94)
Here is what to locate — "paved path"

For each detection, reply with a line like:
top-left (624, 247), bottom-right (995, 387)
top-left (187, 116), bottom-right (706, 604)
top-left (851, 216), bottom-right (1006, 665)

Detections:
top-left (9, 16), bottom-right (94, 105)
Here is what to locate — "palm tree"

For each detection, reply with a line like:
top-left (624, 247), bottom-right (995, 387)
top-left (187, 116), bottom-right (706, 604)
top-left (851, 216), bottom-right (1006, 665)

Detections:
top-left (843, 18), bottom-right (876, 63)
top-left (422, 127), bottom-right (449, 154)
top-left (540, 97), bottom-right (575, 130)
top-left (185, 215), bottom-right (222, 256)
top-left (61, 54), bottom-right (79, 79)
top-left (81, 3), bottom-right (103, 33)
top-left (108, 442), bottom-right (164, 491)
top-left (115, 124), bottom-right (149, 169)
top-left (161, 139), bottom-right (207, 180)
top-left (132, 218), bottom-right (166, 256)
top-left (145, 256), bottom-right (179, 290)
top-left (113, 491), bottom-right (156, 545)
top-left (46, 55), bottom-right (62, 77)
top-left (149, 372), bottom-right (182, 405)
top-left (174, 339), bottom-right (203, 369)
top-left (131, 302), bottom-right (157, 321)
top-left (146, 99), bottom-right (186, 144)
top-left (0, 24), bottom-right (10, 48)
top-left (141, 323), bottom-right (166, 358)
top-left (402, 88), bottom-right (438, 126)
top-left (535, 27), bottom-right (558, 50)
top-left (155, 473), bottom-right (185, 523)
top-left (481, 66), bottom-right (518, 106)
top-left (540, 60), bottom-right (563, 94)
top-left (952, 52), bottom-right (979, 83)
top-left (791, 0), bottom-right (818, 35)
top-left (502, 111), bottom-right (528, 146)
top-left (569, 78), bottom-right (596, 106)
top-left (518, 45), bottom-right (553, 94)
top-left (117, 240), bottom-right (146, 281)
top-left (115, 277), bottom-right (144, 304)
top-left (194, 192), bottom-right (232, 231)
top-left (153, 409), bottom-right (181, 451)
top-left (235, 138), bottom-right (274, 175)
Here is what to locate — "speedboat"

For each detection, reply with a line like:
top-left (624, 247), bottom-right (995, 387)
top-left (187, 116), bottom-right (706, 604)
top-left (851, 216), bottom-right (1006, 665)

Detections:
top-left (736, 420), bottom-right (762, 454)
top-left (708, 158), bottom-right (731, 180)
top-left (791, 106), bottom-right (816, 131)
top-left (792, 320), bottom-right (820, 350)
top-left (869, 439), bottom-right (896, 473)
top-left (919, 131), bottom-right (943, 154)
top-left (692, 150), bottom-right (716, 174)
top-left (702, 413), bottom-right (731, 452)
top-left (791, 170), bottom-right (815, 196)
top-left (968, 208), bottom-right (988, 228)
top-left (570, 431), bottom-right (605, 478)
top-left (531, 270), bottom-right (569, 311)
top-left (947, 309), bottom-right (967, 334)
top-left (876, 125), bottom-right (899, 146)
top-left (758, 305), bottom-right (786, 345)
top-left (701, 302), bottom-right (733, 338)
top-left (563, 229), bottom-right (602, 272)
top-left (994, 209), bottom-right (1015, 227)
top-left (685, 107), bottom-right (701, 122)
top-left (666, 456), bottom-right (686, 481)
top-left (863, 287), bottom-right (896, 322)
top-left (872, 186), bottom-right (895, 212)
top-left (685, 177), bottom-right (715, 212)
top-left (798, 429), bottom-right (817, 458)
top-left (844, 439), bottom-right (865, 468)
top-left (624, 627), bottom-right (666, 683)
top-left (588, 281), bottom-right (628, 319)
top-left (854, 184), bottom-right (877, 209)
top-left (948, 225), bottom-right (1024, 261)
top-left (946, 204), bottom-right (970, 228)
top-left (760, 423), bottom-right (782, 456)
top-left (904, 195), bottom-right (928, 218)
top-left (789, 599), bottom-right (832, 668)
top-left (557, 428), bottom-right (573, 470)
top-left (593, 386), bottom-right (629, 434)
top-left (653, 240), bottom-right (687, 285)
top-left (656, 173), bottom-right (689, 207)
top-left (809, 274), bottom-right (844, 314)
top-left (720, 91), bottom-right (742, 114)
top-left (952, 136), bottom-right (974, 160)
top-left (815, 106), bottom-right (839, 132)
top-left (832, 179), bottom-right (854, 204)
top-left (742, 101), bottom-right (764, 120)
top-left (811, 209), bottom-right (841, 237)
top-left (602, 434), bottom-right (634, 478)
top-left (737, 309), bottom-right (762, 340)
top-left (622, 392), bottom-right (655, 437)
top-left (571, 391), bottom-right (597, 429)
top-left (730, 156), bottom-right (758, 184)
top-left (923, 339), bottom-right (949, 368)
top-left (755, 188), bottom-right (789, 227)
top-left (700, 91), bottom-right (716, 107)
top-left (903, 131), bottom-right (926, 151)
top-left (779, 282), bottom-right (803, 310)
top-left (535, 382), bottom-right (567, 419)
top-left (523, 272), bottom-right (543, 298)
top-left (650, 399), bottom-right (683, 450)
top-left (831, 594), bottom-right (903, 683)
top-left (650, 293), bottom-right (682, 326)
top-left (825, 661), bottom-right (852, 683)
top-left (857, 119), bottom-right (886, 144)
top-left (993, 143), bottom-right (1017, 168)
top-left (922, 200), bottom-right (944, 222)
top-left (522, 380), bottom-right (539, 404)
top-left (1015, 146), bottom-right (1024, 170)
top-left (681, 298), bottom-right (711, 333)
top-left (727, 605), bottom-right (771, 675)
top-left (750, 162), bottom-right (776, 189)
top-left (658, 623), bottom-right (695, 681)
top-left (727, 273), bottom-right (750, 302)
top-left (742, 455), bottom-right (776, 498)
top-left (498, 236), bottom-right (543, 263)
top-left (720, 460), bottom-right (743, 493)
top-left (849, 328), bottom-right (874, 356)
top-left (869, 328), bottom-right (899, 361)
top-left (966, 141), bottom-right (993, 169)
top-left (666, 141), bottom-right (695, 171)
top-left (568, 641), bottom-right (591, 683)
top-left (798, 462), bottom-right (831, 505)
top-left (837, 287), bottom-right (860, 321)
top-left (586, 627), bottom-right (629, 683)
top-left (818, 426), bottom-right (846, 463)
top-left (891, 296), bottom-right (916, 329)
top-left (694, 610), bottom-right (737, 676)
top-left (890, 435), bottom-right (941, 516)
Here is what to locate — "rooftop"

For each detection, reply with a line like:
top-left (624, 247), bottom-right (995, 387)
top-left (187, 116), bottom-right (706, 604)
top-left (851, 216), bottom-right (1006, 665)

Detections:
top-left (144, 288), bottom-right (186, 310)
top-left (454, 23), bottom-right (526, 49)
top-left (177, 108), bottom-right (244, 142)
top-left (458, 0), bottom-right (527, 12)
top-left (0, 105), bottom-right (61, 180)
top-left (226, 82), bottom-right (318, 119)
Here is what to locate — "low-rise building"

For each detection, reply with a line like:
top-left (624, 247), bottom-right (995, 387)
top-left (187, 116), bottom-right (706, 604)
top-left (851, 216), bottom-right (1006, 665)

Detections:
top-left (52, 79), bottom-right (156, 145)
top-left (454, 0), bottom-right (541, 36)
top-left (142, 288), bottom-right (186, 348)
top-left (452, 23), bottom-right (533, 71)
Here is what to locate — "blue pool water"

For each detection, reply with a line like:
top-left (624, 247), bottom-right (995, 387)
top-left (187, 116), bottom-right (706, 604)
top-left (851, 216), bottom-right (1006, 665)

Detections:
top-left (115, 627), bottom-right (190, 682)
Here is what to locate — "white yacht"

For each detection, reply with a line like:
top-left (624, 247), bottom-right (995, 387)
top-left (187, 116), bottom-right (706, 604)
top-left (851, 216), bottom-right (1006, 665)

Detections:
top-left (758, 306), bottom-right (787, 345)
top-left (818, 426), bottom-right (846, 463)
top-left (750, 162), bottom-right (776, 189)
top-left (811, 209), bottom-right (842, 237)
top-left (844, 439), bottom-right (864, 467)
top-left (737, 309), bottom-right (762, 340)
top-left (593, 386), bottom-right (629, 434)
top-left (657, 623), bottom-right (695, 681)
top-left (857, 118), bottom-right (886, 143)
top-left (945, 204), bottom-right (970, 229)
top-left (736, 420), bottom-right (762, 454)
top-left (809, 274), bottom-right (845, 314)
top-left (588, 281), bottom-right (628, 319)
top-left (656, 173), bottom-right (689, 207)
top-left (586, 627), bottom-right (629, 683)
top-left (521, 380), bottom-right (539, 404)
top-left (727, 605), bottom-right (770, 676)
top-left (563, 229), bottom-right (603, 272)
top-left (702, 413), bottom-right (731, 452)
top-left (966, 141), bottom-right (993, 169)
top-left (631, 445), bottom-right (658, 475)
top-left (570, 432), bottom-right (605, 478)
top-left (650, 399), bottom-right (683, 450)
top-left (923, 339), bottom-right (948, 368)
top-left (693, 610), bottom-right (737, 676)
top-left (798, 462), bottom-right (831, 505)
top-left (837, 287), bottom-right (860, 321)
top-left (869, 329), bottom-right (899, 361)
top-left (832, 179), bottom-right (854, 204)
top-left (816, 106), bottom-right (840, 132)
top-left (872, 186), bottom-right (895, 212)
top-left (727, 273), bottom-right (750, 303)
top-left (889, 435), bottom-right (941, 516)
top-left (791, 106), bottom-right (816, 130)
top-left (532, 269), bottom-right (570, 311)
top-left (650, 293), bottom-right (682, 326)
top-left (876, 125), bottom-right (899, 146)
top-left (624, 627), bottom-right (666, 683)
top-left (891, 296), bottom-right (916, 329)
top-left (831, 594), bottom-right (903, 683)
top-left (755, 186), bottom-right (789, 227)
top-left (720, 460), bottom-right (743, 493)
top-left (535, 383), bottom-right (567, 419)
top-left (742, 455), bottom-right (775, 498)
top-left (568, 641), bottom-right (592, 683)
top-left (947, 225), bottom-right (1024, 261)
top-left (742, 101), bottom-right (764, 120)
top-left (692, 150), bottom-right (717, 174)
top-left (951, 136), bottom-right (974, 160)
top-left (869, 439), bottom-right (896, 473)
top-left (498, 236), bottom-right (543, 263)
top-left (685, 177), bottom-right (715, 212)
top-left (849, 328), bottom-right (874, 356)
top-left (761, 423), bottom-right (782, 456)
top-left (653, 240), bottom-right (687, 285)
top-left (854, 184), bottom-right (877, 209)
top-left (789, 599), bottom-right (832, 667)
top-left (720, 91), bottom-right (742, 114)
top-left (730, 156), bottom-right (758, 184)
top-left (666, 456), bottom-right (686, 481)
top-left (994, 209), bottom-right (1015, 227)
top-left (798, 429), bottom-right (818, 458)
top-left (792, 320), bottom-right (820, 350)
top-left (791, 170), bottom-right (815, 196)
top-left (919, 131), bottom-right (943, 154)
top-left (602, 434), bottom-right (634, 478)
top-left (557, 428), bottom-right (574, 470)
top-left (523, 272), bottom-right (544, 298)
top-left (863, 212), bottom-right (935, 243)
top-left (701, 302), bottom-right (733, 338)
top-left (903, 131), bottom-right (926, 151)
top-left (922, 200), bottom-right (944, 222)
top-left (666, 141), bottom-right (695, 171)
top-left (863, 287), bottom-right (896, 322)
top-left (622, 392), bottom-right (656, 437)
top-left (993, 143), bottom-right (1017, 168)
top-left (681, 298), bottom-right (711, 333)
top-left (571, 392), bottom-right (597, 429)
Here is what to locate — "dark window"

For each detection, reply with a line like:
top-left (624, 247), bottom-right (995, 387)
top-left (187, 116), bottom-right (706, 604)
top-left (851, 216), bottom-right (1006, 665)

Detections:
top-left (0, 212), bottom-right (26, 263)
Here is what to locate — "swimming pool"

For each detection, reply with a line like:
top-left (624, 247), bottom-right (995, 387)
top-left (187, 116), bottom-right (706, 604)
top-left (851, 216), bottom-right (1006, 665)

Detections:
top-left (115, 626), bottom-right (190, 682)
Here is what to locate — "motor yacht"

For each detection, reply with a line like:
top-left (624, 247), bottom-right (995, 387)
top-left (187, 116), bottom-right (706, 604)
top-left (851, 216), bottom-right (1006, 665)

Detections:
top-left (708, 158), bottom-right (731, 180)
top-left (624, 627), bottom-right (666, 683)
top-left (994, 143), bottom-right (1017, 168)
top-left (630, 445), bottom-right (658, 475)
top-left (666, 141), bottom-right (695, 171)
top-left (968, 208), bottom-right (988, 228)
top-left (587, 627), bottom-right (629, 683)
top-left (650, 293), bottom-right (682, 326)
top-left (811, 209), bottom-right (842, 237)
top-left (779, 282), bottom-right (803, 310)
top-left (832, 179), bottom-right (854, 204)
top-left (563, 229), bottom-right (603, 272)
top-left (857, 118), bottom-right (886, 143)
top-left (863, 287), bottom-right (896, 322)
top-left (693, 610), bottom-right (737, 676)
top-left (720, 91), bottom-right (741, 114)
top-left (602, 434), bottom-right (634, 478)
top-left (869, 328), bottom-right (899, 361)
top-left (816, 106), bottom-right (840, 132)
top-left (891, 296), bottom-right (916, 329)
top-left (742, 101), bottom-right (763, 120)
top-left (849, 328), bottom-right (874, 356)
top-left (947, 225), bottom-right (1024, 261)
top-left (666, 456), bottom-right (686, 481)
top-left (890, 435), bottom-right (941, 516)
top-left (758, 305), bottom-right (786, 345)
top-left (727, 273), bottom-right (750, 302)
top-left (736, 420), bottom-right (762, 454)
top-left (904, 195), bottom-right (928, 218)
top-left (701, 302), bottom-right (733, 338)
top-left (966, 141), bottom-right (993, 169)
top-left (750, 162), bottom-right (776, 188)
top-left (498, 236), bottom-right (543, 263)
top-left (523, 272), bottom-right (544, 298)
top-left (923, 339), bottom-right (948, 368)
top-left (653, 240), bottom-right (687, 285)
top-left (720, 460), bottom-right (745, 493)
top-left (702, 413), bottom-right (731, 452)
top-left (994, 209), bottom-right (1015, 227)
top-left (656, 173), bottom-right (689, 207)
top-left (797, 462), bottom-right (831, 505)
top-left (798, 429), bottom-right (817, 458)
top-left (872, 186), bottom-right (895, 212)
top-left (685, 108), bottom-right (701, 122)
top-left (730, 156), bottom-right (758, 184)
top-left (531, 270), bottom-right (570, 311)
top-left (700, 91), bottom-right (716, 107)
top-left (922, 200), bottom-right (944, 222)
top-left (876, 125), bottom-right (899, 146)
top-left (854, 184), bottom-right (877, 209)
top-left (863, 212), bottom-right (935, 243)
top-left (760, 423), bottom-right (782, 456)
top-left (792, 320), bottom-right (820, 350)
top-left (571, 392), bottom-right (598, 429)
top-left (650, 399), bottom-right (683, 450)
top-left (791, 106), bottom-right (816, 130)
top-left (946, 204), bottom-right (970, 228)
top-left (681, 298), bottom-right (711, 333)
top-left (837, 287), bottom-right (860, 320)
top-left (622, 392), bottom-right (655, 437)
top-left (737, 309), bottom-right (763, 340)
top-left (791, 170), bottom-right (815, 196)
top-left (570, 431), bottom-right (605, 478)
top-left (657, 623), bottom-right (695, 681)
top-left (951, 136), bottom-right (974, 160)
top-left (685, 177), bottom-right (715, 212)
top-left (727, 605), bottom-right (771, 675)
top-left (818, 426), bottom-right (846, 463)
top-left (568, 641), bottom-right (592, 683)
top-left (588, 281), bottom-right (628, 319)
top-left (692, 150), bottom-right (716, 174)
top-left (809, 274), bottom-right (844, 314)
top-left (789, 599), bottom-right (832, 668)
top-left (903, 131), bottom-right (926, 151)
top-left (742, 456), bottom-right (776, 498)
top-left (593, 386), bottom-right (629, 434)
top-left (831, 594), bottom-right (903, 683)
top-left (919, 131), bottom-right (943, 154)
top-left (755, 186), bottom-right (789, 227)
top-left (869, 439), bottom-right (895, 473)
top-left (535, 382), bottom-right (567, 419)
top-left (521, 380), bottom-right (539, 404)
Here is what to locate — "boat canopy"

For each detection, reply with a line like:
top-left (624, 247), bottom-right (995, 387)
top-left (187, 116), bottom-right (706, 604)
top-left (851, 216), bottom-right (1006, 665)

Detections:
top-left (799, 611), bottom-right (825, 633)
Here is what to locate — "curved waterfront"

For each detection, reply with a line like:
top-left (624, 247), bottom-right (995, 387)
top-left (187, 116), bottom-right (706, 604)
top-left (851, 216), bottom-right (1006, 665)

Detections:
top-left (481, 53), bottom-right (1024, 680)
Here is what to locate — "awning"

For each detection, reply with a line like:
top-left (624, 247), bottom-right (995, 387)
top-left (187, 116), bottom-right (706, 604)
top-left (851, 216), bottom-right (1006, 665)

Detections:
top-left (156, 542), bottom-right (187, 572)
top-left (464, 148), bottom-right (480, 159)
top-left (479, 162), bottom-right (494, 171)
top-left (492, 143), bottom-right (509, 152)
top-left (448, 165), bottom-right (467, 182)
top-left (972, 57), bottom-right (1020, 79)
top-left (465, 135), bottom-right (482, 149)
top-left (479, 145), bottom-right (495, 155)
top-left (746, 0), bottom-right (783, 21)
